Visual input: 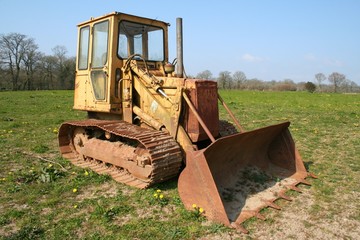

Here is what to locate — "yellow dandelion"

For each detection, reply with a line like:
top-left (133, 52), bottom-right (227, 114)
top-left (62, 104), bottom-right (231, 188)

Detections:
top-left (199, 207), bottom-right (204, 213)
top-left (153, 193), bottom-right (158, 198)
top-left (84, 170), bottom-right (89, 176)
top-left (53, 128), bottom-right (58, 134)
top-left (73, 205), bottom-right (78, 209)
top-left (159, 194), bottom-right (164, 199)
top-left (48, 164), bottom-right (53, 168)
top-left (156, 189), bottom-right (161, 193)
top-left (72, 188), bottom-right (77, 193)
top-left (192, 204), bottom-right (197, 209)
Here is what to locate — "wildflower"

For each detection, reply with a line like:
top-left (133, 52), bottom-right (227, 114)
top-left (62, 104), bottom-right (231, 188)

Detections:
top-left (84, 170), bottom-right (89, 176)
top-left (156, 189), bottom-right (161, 193)
top-left (73, 205), bottom-right (78, 209)
top-left (53, 128), bottom-right (58, 134)
top-left (192, 203), bottom-right (197, 209)
top-left (159, 194), bottom-right (164, 199)
top-left (153, 193), bottom-right (158, 198)
top-left (199, 207), bottom-right (204, 213)
top-left (48, 164), bottom-right (53, 168)
top-left (73, 188), bottom-right (77, 193)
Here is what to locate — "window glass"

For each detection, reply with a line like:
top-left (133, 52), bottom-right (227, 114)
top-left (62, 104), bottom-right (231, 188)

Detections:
top-left (118, 21), bottom-right (164, 61)
top-left (148, 30), bottom-right (163, 60)
top-left (78, 26), bottom-right (89, 70)
top-left (91, 70), bottom-right (106, 100)
top-left (92, 21), bottom-right (109, 68)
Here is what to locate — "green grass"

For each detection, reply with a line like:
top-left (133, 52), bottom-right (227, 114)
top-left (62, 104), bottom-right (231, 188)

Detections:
top-left (0, 90), bottom-right (359, 239)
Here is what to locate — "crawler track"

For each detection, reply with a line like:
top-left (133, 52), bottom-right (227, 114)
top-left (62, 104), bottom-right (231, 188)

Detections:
top-left (58, 119), bottom-right (183, 188)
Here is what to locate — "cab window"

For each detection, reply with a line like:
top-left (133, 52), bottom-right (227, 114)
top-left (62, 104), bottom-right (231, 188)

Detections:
top-left (118, 21), bottom-right (164, 61)
top-left (92, 20), bottom-right (109, 68)
top-left (78, 26), bottom-right (90, 70)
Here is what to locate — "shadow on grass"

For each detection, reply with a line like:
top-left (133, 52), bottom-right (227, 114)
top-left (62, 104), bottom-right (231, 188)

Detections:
top-left (150, 177), bottom-right (179, 191)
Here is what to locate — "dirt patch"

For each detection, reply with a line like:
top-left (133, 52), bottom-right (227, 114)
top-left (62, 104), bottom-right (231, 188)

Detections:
top-left (75, 182), bottom-right (125, 201)
top-left (202, 188), bottom-right (360, 239)
top-left (219, 166), bottom-right (298, 222)
top-left (249, 191), bottom-right (360, 239)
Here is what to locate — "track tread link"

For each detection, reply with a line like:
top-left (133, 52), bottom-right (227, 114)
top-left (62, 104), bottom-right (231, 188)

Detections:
top-left (58, 119), bottom-right (183, 188)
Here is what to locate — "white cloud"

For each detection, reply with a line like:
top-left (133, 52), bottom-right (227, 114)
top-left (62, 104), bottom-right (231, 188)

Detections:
top-left (304, 53), bottom-right (316, 61)
top-left (324, 58), bottom-right (343, 67)
top-left (242, 53), bottom-right (264, 62)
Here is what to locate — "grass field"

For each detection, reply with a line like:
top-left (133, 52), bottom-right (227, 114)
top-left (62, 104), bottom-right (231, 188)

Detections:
top-left (0, 90), bottom-right (359, 239)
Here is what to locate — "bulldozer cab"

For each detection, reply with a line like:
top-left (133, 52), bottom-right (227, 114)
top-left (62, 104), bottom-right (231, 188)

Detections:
top-left (73, 12), bottom-right (169, 116)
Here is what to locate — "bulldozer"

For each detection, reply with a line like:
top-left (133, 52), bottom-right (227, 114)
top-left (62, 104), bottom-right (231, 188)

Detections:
top-left (58, 12), bottom-right (315, 233)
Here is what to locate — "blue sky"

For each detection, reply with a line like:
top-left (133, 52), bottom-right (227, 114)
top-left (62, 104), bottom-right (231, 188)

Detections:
top-left (1, 0), bottom-right (359, 84)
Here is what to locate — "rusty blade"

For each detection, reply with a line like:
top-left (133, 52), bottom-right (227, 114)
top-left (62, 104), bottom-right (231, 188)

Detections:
top-left (178, 122), bottom-right (310, 231)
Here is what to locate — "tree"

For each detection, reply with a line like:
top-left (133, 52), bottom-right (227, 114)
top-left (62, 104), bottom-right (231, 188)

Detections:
top-left (272, 79), bottom-right (297, 91)
top-left (22, 38), bottom-right (40, 90)
top-left (232, 71), bottom-right (246, 89)
top-left (328, 72), bottom-right (345, 93)
top-left (304, 81), bottom-right (316, 93)
top-left (0, 33), bottom-right (28, 90)
top-left (52, 45), bottom-right (68, 89)
top-left (196, 70), bottom-right (213, 80)
top-left (217, 71), bottom-right (232, 89)
top-left (39, 55), bottom-right (58, 90)
top-left (0, 32), bottom-right (76, 91)
top-left (62, 57), bottom-right (76, 89)
top-left (347, 80), bottom-right (359, 92)
top-left (315, 73), bottom-right (326, 90)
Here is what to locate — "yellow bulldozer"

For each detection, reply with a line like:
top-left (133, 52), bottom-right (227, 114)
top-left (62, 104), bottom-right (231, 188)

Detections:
top-left (58, 12), bottom-right (315, 233)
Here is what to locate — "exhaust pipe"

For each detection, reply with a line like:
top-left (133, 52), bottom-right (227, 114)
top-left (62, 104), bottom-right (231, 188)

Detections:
top-left (176, 18), bottom-right (184, 78)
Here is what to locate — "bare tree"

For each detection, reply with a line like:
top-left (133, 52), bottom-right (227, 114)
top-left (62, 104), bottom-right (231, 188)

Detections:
top-left (196, 70), bottom-right (213, 80)
top-left (348, 81), bottom-right (359, 92)
top-left (22, 38), bottom-right (40, 90)
top-left (52, 45), bottom-right (68, 89)
top-left (315, 73), bottom-right (326, 90)
top-left (328, 72), bottom-right (345, 92)
top-left (0, 33), bottom-right (28, 90)
top-left (39, 55), bottom-right (58, 89)
top-left (233, 71), bottom-right (246, 89)
top-left (217, 71), bottom-right (232, 89)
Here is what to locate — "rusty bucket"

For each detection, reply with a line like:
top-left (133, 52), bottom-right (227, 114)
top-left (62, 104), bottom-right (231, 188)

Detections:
top-left (178, 122), bottom-right (312, 233)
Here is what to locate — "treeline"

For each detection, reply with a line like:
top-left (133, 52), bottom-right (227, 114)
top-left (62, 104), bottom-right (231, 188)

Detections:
top-left (1, 32), bottom-right (359, 93)
top-left (194, 70), bottom-right (360, 93)
top-left (0, 33), bottom-right (75, 91)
